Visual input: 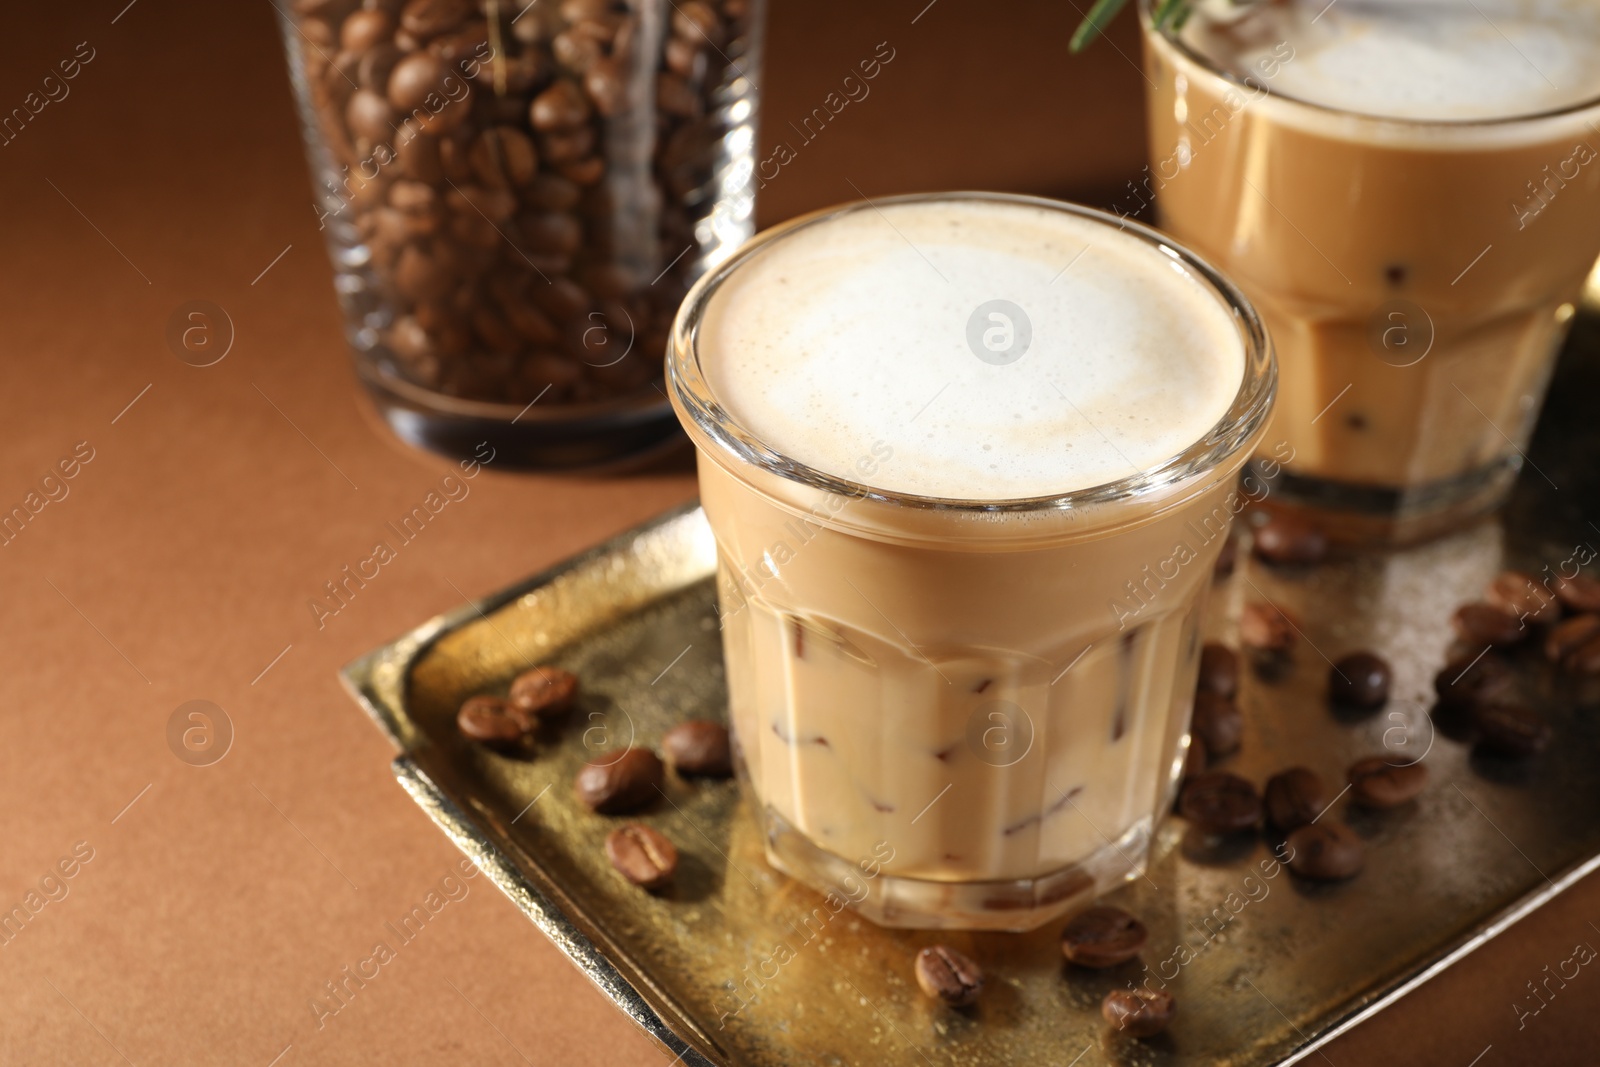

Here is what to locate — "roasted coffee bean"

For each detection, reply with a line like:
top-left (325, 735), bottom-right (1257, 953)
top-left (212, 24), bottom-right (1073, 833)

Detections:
top-left (1434, 651), bottom-right (1513, 707)
top-left (346, 88), bottom-right (397, 144)
top-left (456, 694), bottom-right (528, 745)
top-left (553, 28), bottom-right (604, 71)
top-left (557, 156), bottom-right (606, 185)
top-left (356, 42), bottom-right (403, 92)
top-left (1060, 905), bottom-right (1148, 968)
top-left (394, 244), bottom-right (451, 301)
top-left (399, 0), bottom-right (472, 40)
top-left (1179, 771), bottom-right (1261, 833)
top-left (913, 945), bottom-right (983, 1007)
top-left (1555, 573), bottom-right (1600, 614)
top-left (1485, 570), bottom-right (1561, 625)
top-left (1102, 988), bottom-right (1175, 1038)
top-left (341, 8), bottom-right (394, 50)
top-left (474, 304), bottom-right (521, 352)
top-left (470, 126), bottom-right (539, 188)
top-left (532, 277), bottom-right (591, 321)
top-left (387, 51), bottom-right (447, 112)
top-left (1452, 602), bottom-right (1527, 647)
top-left (1329, 651), bottom-right (1391, 708)
top-left (540, 125), bottom-right (596, 164)
top-left (664, 35), bottom-right (702, 77)
top-left (604, 824), bottom-right (678, 889)
top-left (1472, 704), bottom-right (1551, 757)
top-left (1264, 766), bottom-right (1328, 832)
top-left (575, 748), bottom-right (664, 813)
top-left (1183, 735), bottom-right (1208, 778)
top-left (1196, 642), bottom-right (1239, 698)
top-left (509, 666), bottom-right (579, 719)
top-left (1546, 614), bottom-right (1600, 667)
top-left (584, 58), bottom-right (629, 115)
top-left (521, 211), bottom-right (583, 255)
top-left (1286, 822), bottom-right (1364, 881)
top-left (672, 1), bottom-right (724, 47)
top-left (526, 173), bottom-right (582, 212)
top-left (663, 720), bottom-right (732, 777)
top-left (1191, 691), bottom-right (1242, 758)
top-left (530, 78), bottom-right (592, 130)
top-left (1239, 601), bottom-right (1297, 653)
top-left (1348, 756), bottom-right (1428, 808)
top-left (1252, 513), bottom-right (1328, 565)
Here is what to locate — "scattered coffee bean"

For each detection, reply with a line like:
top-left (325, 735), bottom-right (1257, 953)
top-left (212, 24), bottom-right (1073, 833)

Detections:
top-left (1191, 691), bottom-right (1243, 758)
top-left (1484, 570), bottom-right (1561, 625)
top-left (662, 720), bottom-right (733, 777)
top-left (604, 823), bottom-right (678, 889)
top-left (1329, 651), bottom-right (1391, 708)
top-left (1263, 766), bottom-right (1328, 832)
top-left (509, 665), bottom-right (579, 719)
top-left (1101, 988), bottom-right (1176, 1038)
top-left (914, 945), bottom-right (983, 1007)
top-left (1240, 601), bottom-right (1297, 653)
top-left (1347, 756), bottom-right (1428, 809)
top-left (1472, 704), bottom-right (1552, 757)
top-left (1060, 905), bottom-right (1148, 968)
top-left (1285, 822), bottom-right (1364, 881)
top-left (1433, 652), bottom-right (1513, 708)
top-left (1546, 613), bottom-right (1600, 660)
top-left (456, 694), bottom-right (529, 746)
top-left (1554, 573), bottom-right (1600, 614)
top-left (575, 747), bottom-right (664, 814)
top-left (1179, 771), bottom-right (1261, 833)
top-left (1252, 513), bottom-right (1329, 565)
top-left (1196, 642), bottom-right (1239, 698)
top-left (1451, 602), bottom-right (1527, 647)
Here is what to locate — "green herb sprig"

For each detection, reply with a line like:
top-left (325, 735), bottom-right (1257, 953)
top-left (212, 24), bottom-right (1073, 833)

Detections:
top-left (1070, 0), bottom-right (1193, 52)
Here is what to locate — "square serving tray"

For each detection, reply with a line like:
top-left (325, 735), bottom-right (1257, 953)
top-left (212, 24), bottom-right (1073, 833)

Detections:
top-left (341, 326), bottom-right (1600, 1066)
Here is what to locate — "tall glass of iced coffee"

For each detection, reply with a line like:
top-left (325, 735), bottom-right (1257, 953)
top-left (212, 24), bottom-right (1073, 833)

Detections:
top-left (1141, 0), bottom-right (1600, 544)
top-left (668, 193), bottom-right (1274, 930)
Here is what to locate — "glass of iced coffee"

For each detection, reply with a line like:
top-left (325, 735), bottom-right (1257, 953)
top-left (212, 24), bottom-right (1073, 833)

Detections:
top-left (668, 193), bottom-right (1274, 930)
top-left (1140, 0), bottom-right (1600, 544)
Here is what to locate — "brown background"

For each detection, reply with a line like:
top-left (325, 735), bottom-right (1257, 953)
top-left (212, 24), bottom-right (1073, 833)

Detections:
top-left (0, 1), bottom-right (1593, 1063)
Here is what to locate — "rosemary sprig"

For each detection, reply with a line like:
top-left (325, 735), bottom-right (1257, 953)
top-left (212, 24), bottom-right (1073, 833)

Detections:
top-left (1069, 0), bottom-right (1195, 52)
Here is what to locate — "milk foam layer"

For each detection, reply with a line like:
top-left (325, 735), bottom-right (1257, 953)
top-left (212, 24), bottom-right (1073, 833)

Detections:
top-left (1182, 0), bottom-right (1600, 122)
top-left (698, 200), bottom-right (1244, 501)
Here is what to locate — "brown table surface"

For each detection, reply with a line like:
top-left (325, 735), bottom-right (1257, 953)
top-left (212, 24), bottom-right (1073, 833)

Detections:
top-left (1, 2), bottom-right (1595, 1064)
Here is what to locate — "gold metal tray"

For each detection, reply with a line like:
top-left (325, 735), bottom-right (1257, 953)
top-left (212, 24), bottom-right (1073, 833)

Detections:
top-left (342, 327), bottom-right (1600, 1066)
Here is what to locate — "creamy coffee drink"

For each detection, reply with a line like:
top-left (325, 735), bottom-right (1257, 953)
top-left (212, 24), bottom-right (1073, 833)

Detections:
top-left (1143, 0), bottom-right (1600, 543)
top-left (669, 194), bottom-right (1274, 930)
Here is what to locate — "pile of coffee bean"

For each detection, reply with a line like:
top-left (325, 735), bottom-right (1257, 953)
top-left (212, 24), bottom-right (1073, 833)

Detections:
top-left (288, 0), bottom-right (753, 405)
top-left (453, 664), bottom-right (732, 891)
top-left (1431, 568), bottom-right (1600, 758)
top-left (455, 664), bottom-right (578, 747)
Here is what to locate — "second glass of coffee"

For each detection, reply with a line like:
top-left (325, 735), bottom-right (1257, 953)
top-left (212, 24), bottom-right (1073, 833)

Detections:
top-left (1142, 0), bottom-right (1600, 543)
top-left (669, 193), bottom-right (1274, 930)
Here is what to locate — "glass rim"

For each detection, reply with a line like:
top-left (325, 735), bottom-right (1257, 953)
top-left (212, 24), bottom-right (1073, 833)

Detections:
top-left (667, 191), bottom-right (1277, 515)
top-left (1139, 0), bottom-right (1600, 130)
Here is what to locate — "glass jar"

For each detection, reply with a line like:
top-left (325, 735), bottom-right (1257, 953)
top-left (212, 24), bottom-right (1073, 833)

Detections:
top-left (277, 0), bottom-right (763, 467)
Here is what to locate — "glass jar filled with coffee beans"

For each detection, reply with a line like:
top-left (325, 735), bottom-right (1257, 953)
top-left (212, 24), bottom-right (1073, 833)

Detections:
top-left (277, 0), bottom-right (763, 466)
